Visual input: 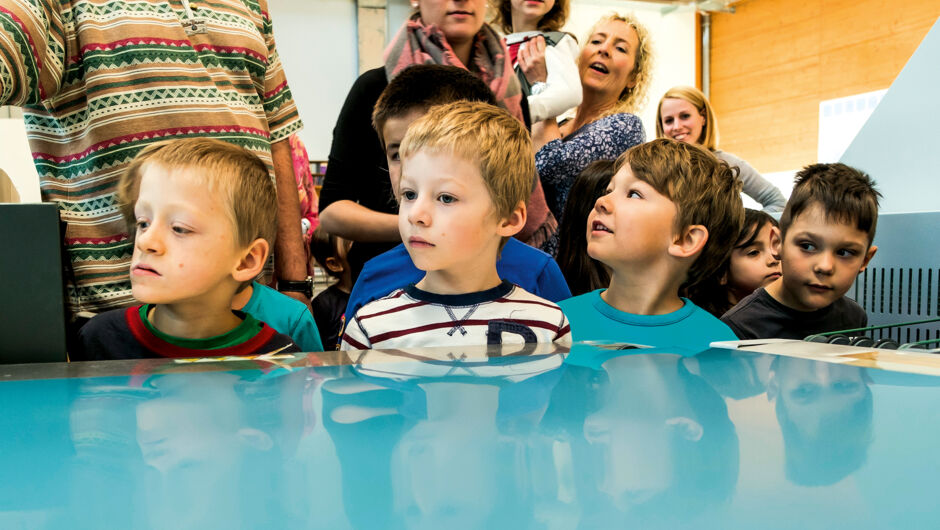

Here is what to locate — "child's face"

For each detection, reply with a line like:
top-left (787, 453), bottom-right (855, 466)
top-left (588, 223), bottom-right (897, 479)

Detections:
top-left (130, 165), bottom-right (248, 307)
top-left (727, 221), bottom-right (781, 297)
top-left (398, 150), bottom-right (510, 283)
top-left (510, 0), bottom-right (556, 26)
top-left (587, 164), bottom-right (678, 268)
top-left (382, 108), bottom-right (426, 195)
top-left (776, 202), bottom-right (876, 311)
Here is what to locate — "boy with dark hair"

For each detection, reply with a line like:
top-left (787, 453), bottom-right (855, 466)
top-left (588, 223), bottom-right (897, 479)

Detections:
top-left (559, 138), bottom-right (744, 353)
top-left (345, 64), bottom-right (571, 324)
top-left (341, 101), bottom-right (570, 349)
top-left (74, 138), bottom-right (300, 360)
top-left (310, 226), bottom-right (353, 350)
top-left (722, 162), bottom-right (879, 340)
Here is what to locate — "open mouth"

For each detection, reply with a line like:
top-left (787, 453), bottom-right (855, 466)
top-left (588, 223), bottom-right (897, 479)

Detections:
top-left (132, 263), bottom-right (161, 276)
top-left (589, 62), bottom-right (609, 74)
top-left (672, 133), bottom-right (688, 141)
top-left (592, 221), bottom-right (613, 234)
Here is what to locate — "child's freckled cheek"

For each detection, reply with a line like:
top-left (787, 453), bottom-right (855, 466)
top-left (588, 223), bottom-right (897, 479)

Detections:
top-left (178, 263), bottom-right (184, 268)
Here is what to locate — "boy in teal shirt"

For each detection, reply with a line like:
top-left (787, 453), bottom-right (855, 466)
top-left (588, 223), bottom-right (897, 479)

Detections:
top-left (559, 139), bottom-right (743, 354)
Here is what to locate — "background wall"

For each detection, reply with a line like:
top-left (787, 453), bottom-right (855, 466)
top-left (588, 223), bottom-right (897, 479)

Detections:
top-left (710, 0), bottom-right (940, 175)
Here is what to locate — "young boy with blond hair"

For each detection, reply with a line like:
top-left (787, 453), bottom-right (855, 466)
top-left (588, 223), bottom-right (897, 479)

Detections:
top-left (559, 138), bottom-right (743, 353)
top-left (74, 138), bottom-right (300, 360)
top-left (345, 64), bottom-right (570, 323)
top-left (341, 101), bottom-right (571, 350)
top-left (722, 163), bottom-right (879, 339)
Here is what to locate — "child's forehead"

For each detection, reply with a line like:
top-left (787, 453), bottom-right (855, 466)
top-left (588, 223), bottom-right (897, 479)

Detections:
top-left (788, 202), bottom-right (867, 239)
top-left (382, 108), bottom-right (428, 145)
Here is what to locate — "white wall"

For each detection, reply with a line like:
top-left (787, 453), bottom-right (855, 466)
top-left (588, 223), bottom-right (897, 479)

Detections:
top-left (268, 0), bottom-right (359, 160)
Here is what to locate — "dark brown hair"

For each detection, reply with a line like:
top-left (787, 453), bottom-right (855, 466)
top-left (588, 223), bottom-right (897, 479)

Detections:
top-left (555, 159), bottom-right (615, 296)
top-left (617, 138), bottom-right (744, 288)
top-left (779, 163), bottom-right (881, 245)
top-left (372, 65), bottom-right (496, 141)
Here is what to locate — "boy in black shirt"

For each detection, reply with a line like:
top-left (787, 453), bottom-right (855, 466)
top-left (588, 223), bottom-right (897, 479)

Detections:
top-left (722, 163), bottom-right (879, 340)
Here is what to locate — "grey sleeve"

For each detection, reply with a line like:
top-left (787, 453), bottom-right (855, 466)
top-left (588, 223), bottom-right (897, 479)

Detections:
top-left (715, 151), bottom-right (787, 212)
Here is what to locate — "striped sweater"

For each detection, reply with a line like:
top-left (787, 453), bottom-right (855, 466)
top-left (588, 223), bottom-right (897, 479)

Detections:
top-left (0, 0), bottom-right (302, 312)
top-left (341, 280), bottom-right (572, 350)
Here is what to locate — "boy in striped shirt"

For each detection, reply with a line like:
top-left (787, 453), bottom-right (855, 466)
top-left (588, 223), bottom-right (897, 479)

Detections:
top-left (341, 102), bottom-right (571, 350)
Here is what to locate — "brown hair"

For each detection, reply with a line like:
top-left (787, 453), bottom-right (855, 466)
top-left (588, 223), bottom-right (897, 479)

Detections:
top-left (399, 100), bottom-right (533, 222)
top-left (656, 85), bottom-right (719, 150)
top-left (779, 163), bottom-right (881, 245)
top-left (583, 12), bottom-right (655, 117)
top-left (116, 137), bottom-right (277, 248)
top-left (617, 138), bottom-right (744, 288)
top-left (492, 0), bottom-right (570, 34)
top-left (372, 65), bottom-right (497, 142)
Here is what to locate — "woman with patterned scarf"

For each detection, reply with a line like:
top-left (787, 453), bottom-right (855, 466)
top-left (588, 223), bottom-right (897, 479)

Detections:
top-left (318, 0), bottom-right (556, 281)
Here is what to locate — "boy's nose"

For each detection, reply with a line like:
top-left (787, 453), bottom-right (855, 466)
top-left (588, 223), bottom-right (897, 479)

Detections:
top-left (814, 252), bottom-right (835, 275)
top-left (407, 199), bottom-right (431, 226)
top-left (136, 225), bottom-right (165, 254)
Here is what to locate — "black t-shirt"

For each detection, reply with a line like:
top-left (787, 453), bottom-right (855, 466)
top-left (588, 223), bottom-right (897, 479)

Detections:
top-left (319, 67), bottom-right (399, 278)
top-left (720, 287), bottom-right (868, 340)
top-left (312, 284), bottom-right (350, 351)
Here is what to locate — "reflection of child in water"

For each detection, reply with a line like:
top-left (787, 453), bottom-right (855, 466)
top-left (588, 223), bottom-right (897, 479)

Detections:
top-left (135, 371), bottom-right (286, 529)
top-left (323, 351), bottom-right (563, 529)
top-left (544, 352), bottom-right (739, 525)
top-left (768, 356), bottom-right (873, 486)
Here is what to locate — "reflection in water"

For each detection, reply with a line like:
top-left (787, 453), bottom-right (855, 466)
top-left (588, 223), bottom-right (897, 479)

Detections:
top-left (768, 356), bottom-right (873, 486)
top-left (336, 347), bottom-right (565, 529)
top-left (544, 353), bottom-right (739, 527)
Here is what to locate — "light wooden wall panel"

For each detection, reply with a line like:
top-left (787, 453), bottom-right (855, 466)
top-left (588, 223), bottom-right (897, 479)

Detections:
top-left (710, 0), bottom-right (940, 173)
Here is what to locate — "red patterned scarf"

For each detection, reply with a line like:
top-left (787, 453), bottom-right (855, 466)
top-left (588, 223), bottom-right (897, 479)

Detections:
top-left (384, 15), bottom-right (524, 122)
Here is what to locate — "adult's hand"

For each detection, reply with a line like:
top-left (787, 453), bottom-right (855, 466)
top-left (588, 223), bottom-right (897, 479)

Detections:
top-left (518, 36), bottom-right (548, 85)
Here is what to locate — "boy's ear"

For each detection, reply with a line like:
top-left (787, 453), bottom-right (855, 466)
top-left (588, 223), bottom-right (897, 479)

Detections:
top-left (770, 226), bottom-right (782, 258)
top-left (668, 224), bottom-right (708, 260)
top-left (233, 238), bottom-right (270, 282)
top-left (324, 256), bottom-right (345, 274)
top-left (858, 245), bottom-right (877, 273)
top-left (497, 201), bottom-right (527, 238)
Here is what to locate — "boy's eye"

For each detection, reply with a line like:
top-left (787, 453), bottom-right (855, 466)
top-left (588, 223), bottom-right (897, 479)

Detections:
top-left (172, 225), bottom-right (192, 235)
top-left (627, 190), bottom-right (641, 199)
top-left (136, 219), bottom-right (149, 231)
top-left (401, 189), bottom-right (417, 201)
top-left (438, 194), bottom-right (457, 204)
top-left (797, 241), bottom-right (817, 252)
top-left (837, 248), bottom-right (859, 258)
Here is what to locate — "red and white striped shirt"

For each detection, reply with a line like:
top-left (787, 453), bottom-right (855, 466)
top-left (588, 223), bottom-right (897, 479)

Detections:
top-left (341, 281), bottom-right (571, 350)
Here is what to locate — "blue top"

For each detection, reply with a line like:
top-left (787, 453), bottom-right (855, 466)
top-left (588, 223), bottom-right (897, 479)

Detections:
top-left (241, 282), bottom-right (324, 352)
top-left (536, 112), bottom-right (645, 221)
top-left (344, 238), bottom-right (572, 323)
top-left (558, 289), bottom-right (737, 355)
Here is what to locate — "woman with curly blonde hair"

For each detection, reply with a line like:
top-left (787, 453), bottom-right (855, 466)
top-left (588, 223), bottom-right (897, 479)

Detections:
top-left (532, 12), bottom-right (654, 234)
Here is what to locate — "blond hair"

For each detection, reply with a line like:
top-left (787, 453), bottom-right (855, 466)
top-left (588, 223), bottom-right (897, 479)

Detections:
top-left (583, 12), bottom-right (655, 117)
top-left (617, 138), bottom-right (744, 287)
top-left (116, 138), bottom-right (277, 248)
top-left (656, 85), bottom-right (719, 150)
top-left (398, 100), bottom-right (533, 221)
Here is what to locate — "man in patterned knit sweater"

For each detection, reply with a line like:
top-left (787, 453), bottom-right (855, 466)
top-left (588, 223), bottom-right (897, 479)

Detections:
top-left (341, 102), bottom-right (571, 350)
top-left (0, 0), bottom-right (308, 314)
